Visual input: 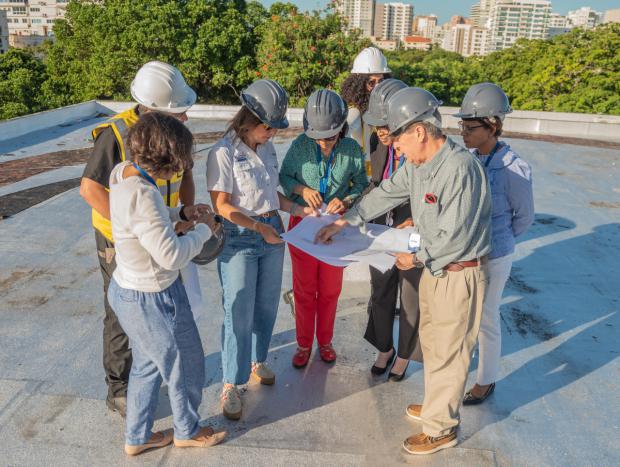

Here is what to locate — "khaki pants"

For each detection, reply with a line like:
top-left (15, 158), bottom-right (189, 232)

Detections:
top-left (418, 263), bottom-right (489, 437)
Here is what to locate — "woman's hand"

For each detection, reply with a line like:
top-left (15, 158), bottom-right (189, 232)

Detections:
top-left (295, 204), bottom-right (320, 218)
top-left (325, 197), bottom-right (347, 215)
top-left (395, 218), bottom-right (414, 229)
top-left (183, 203), bottom-right (213, 220)
top-left (314, 219), bottom-right (348, 244)
top-left (301, 187), bottom-right (323, 209)
top-left (257, 222), bottom-right (284, 245)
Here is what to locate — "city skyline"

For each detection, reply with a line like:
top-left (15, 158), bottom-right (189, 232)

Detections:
top-left (258, 0), bottom-right (620, 22)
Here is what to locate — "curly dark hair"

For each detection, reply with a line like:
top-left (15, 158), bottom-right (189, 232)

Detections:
top-left (127, 112), bottom-right (194, 175)
top-left (340, 73), bottom-right (391, 115)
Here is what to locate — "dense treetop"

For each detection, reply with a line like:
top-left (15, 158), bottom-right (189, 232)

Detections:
top-left (1, 0), bottom-right (618, 120)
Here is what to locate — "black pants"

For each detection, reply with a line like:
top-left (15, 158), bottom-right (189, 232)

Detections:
top-left (364, 265), bottom-right (423, 361)
top-left (95, 230), bottom-right (132, 398)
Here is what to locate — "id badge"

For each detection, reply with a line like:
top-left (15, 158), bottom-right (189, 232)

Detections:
top-left (408, 233), bottom-right (420, 252)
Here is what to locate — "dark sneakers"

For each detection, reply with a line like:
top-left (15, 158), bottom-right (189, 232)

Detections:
top-left (403, 431), bottom-right (458, 455)
top-left (106, 395), bottom-right (127, 418)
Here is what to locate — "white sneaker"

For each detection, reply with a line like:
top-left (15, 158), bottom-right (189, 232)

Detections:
top-left (251, 361), bottom-right (275, 385)
top-left (221, 385), bottom-right (242, 420)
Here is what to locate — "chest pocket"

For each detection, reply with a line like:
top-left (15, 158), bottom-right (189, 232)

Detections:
top-left (233, 157), bottom-right (261, 195)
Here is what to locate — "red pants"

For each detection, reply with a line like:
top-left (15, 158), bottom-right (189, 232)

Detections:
top-left (288, 216), bottom-right (344, 348)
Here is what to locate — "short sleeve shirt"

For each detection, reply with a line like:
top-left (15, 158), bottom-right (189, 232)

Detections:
top-left (206, 132), bottom-right (280, 216)
top-left (82, 128), bottom-right (121, 189)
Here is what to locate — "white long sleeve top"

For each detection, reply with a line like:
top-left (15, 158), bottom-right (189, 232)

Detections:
top-left (109, 161), bottom-right (211, 292)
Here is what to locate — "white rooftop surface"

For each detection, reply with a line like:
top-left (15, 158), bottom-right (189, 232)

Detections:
top-left (0, 117), bottom-right (619, 466)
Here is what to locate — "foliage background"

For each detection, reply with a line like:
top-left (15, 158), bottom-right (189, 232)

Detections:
top-left (1, 0), bottom-right (619, 120)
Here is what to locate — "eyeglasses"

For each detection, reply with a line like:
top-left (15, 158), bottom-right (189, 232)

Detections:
top-left (458, 121), bottom-right (486, 134)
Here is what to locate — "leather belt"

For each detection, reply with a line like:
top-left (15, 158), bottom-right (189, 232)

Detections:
top-left (253, 210), bottom-right (278, 219)
top-left (444, 256), bottom-right (488, 272)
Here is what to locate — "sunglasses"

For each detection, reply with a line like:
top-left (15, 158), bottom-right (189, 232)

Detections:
top-left (367, 77), bottom-right (384, 89)
top-left (458, 121), bottom-right (487, 134)
top-left (261, 123), bottom-right (276, 131)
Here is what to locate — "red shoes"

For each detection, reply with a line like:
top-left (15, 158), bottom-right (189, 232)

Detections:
top-left (292, 344), bottom-right (337, 368)
top-left (318, 344), bottom-right (337, 363)
top-left (292, 347), bottom-right (311, 368)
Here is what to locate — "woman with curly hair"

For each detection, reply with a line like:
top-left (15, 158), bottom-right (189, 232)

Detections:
top-left (340, 47), bottom-right (392, 176)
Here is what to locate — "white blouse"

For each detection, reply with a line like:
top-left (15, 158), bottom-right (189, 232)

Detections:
top-left (206, 132), bottom-right (280, 216)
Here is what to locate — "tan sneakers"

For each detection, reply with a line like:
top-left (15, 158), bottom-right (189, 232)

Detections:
top-left (251, 362), bottom-right (276, 385)
top-left (405, 404), bottom-right (422, 421)
top-left (221, 384), bottom-right (242, 420)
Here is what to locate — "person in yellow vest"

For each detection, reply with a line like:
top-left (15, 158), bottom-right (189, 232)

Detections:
top-left (80, 61), bottom-right (197, 418)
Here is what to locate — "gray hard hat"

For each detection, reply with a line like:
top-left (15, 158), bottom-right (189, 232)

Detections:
top-left (363, 79), bottom-right (408, 128)
top-left (192, 219), bottom-right (225, 265)
top-left (303, 89), bottom-right (348, 139)
top-left (240, 79), bottom-right (289, 129)
top-left (386, 87), bottom-right (443, 135)
top-left (453, 82), bottom-right (512, 120)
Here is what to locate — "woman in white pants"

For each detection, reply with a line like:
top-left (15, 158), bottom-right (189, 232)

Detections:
top-left (455, 83), bottom-right (535, 404)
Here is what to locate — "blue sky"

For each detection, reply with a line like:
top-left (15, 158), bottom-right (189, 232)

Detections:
top-left (257, 1), bottom-right (620, 22)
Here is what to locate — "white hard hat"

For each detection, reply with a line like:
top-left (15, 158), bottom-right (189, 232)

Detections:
top-left (130, 61), bottom-right (197, 114)
top-left (351, 47), bottom-right (391, 74)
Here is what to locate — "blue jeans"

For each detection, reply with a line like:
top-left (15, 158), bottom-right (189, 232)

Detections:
top-left (217, 215), bottom-right (285, 385)
top-left (108, 277), bottom-right (204, 445)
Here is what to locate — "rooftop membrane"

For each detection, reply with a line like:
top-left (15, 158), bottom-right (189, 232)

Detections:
top-left (0, 112), bottom-right (619, 466)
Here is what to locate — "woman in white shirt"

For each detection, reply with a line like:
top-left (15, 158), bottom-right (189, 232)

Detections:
top-left (207, 80), bottom-right (316, 421)
top-left (107, 112), bottom-right (225, 456)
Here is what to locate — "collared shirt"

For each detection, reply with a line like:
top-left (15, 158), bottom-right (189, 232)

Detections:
top-left (473, 142), bottom-right (534, 259)
top-left (343, 137), bottom-right (492, 275)
top-left (207, 132), bottom-right (280, 216)
top-left (279, 133), bottom-right (368, 206)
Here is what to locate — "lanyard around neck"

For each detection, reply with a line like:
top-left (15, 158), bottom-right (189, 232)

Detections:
top-left (132, 162), bottom-right (158, 187)
top-left (316, 144), bottom-right (336, 197)
top-left (484, 141), bottom-right (503, 168)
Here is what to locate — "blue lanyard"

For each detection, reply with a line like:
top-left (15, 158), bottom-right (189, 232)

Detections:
top-left (484, 142), bottom-right (503, 168)
top-left (316, 144), bottom-right (336, 198)
top-left (132, 162), bottom-right (158, 187)
top-left (387, 145), bottom-right (405, 178)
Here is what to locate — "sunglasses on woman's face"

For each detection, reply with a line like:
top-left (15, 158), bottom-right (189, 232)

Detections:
top-left (262, 123), bottom-right (277, 132)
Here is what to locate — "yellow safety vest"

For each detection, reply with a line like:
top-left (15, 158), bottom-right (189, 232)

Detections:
top-left (90, 107), bottom-right (184, 242)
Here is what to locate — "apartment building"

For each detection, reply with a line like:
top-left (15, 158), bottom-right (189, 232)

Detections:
top-left (486, 0), bottom-right (551, 52)
top-left (336, 0), bottom-right (376, 37)
top-left (0, 0), bottom-right (68, 47)
top-left (412, 15), bottom-right (437, 39)
top-left (567, 6), bottom-right (602, 29)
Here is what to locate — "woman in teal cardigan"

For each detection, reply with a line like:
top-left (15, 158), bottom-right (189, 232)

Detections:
top-left (279, 89), bottom-right (368, 368)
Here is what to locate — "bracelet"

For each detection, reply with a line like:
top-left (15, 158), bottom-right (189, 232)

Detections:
top-left (179, 205), bottom-right (188, 221)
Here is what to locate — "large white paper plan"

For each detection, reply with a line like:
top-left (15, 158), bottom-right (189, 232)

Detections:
top-left (281, 214), bottom-right (420, 272)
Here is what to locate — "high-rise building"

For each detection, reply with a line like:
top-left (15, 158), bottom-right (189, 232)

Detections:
top-left (0, 10), bottom-right (9, 53)
top-left (604, 8), bottom-right (620, 24)
top-left (0, 0), bottom-right (68, 48)
top-left (442, 23), bottom-right (488, 56)
top-left (336, 0), bottom-right (376, 38)
top-left (486, 0), bottom-right (551, 52)
top-left (412, 15), bottom-right (438, 38)
top-left (567, 7), bottom-right (603, 29)
top-left (377, 2), bottom-right (414, 40)
top-left (548, 12), bottom-right (572, 37)
top-left (470, 0), bottom-right (496, 27)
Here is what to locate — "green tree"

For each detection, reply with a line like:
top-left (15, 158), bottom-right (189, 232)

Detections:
top-left (42, 0), bottom-right (267, 107)
top-left (253, 3), bottom-right (369, 106)
top-left (0, 48), bottom-right (49, 120)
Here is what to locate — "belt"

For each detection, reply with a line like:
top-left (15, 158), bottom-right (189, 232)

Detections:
top-left (444, 256), bottom-right (488, 272)
top-left (252, 210), bottom-right (278, 219)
